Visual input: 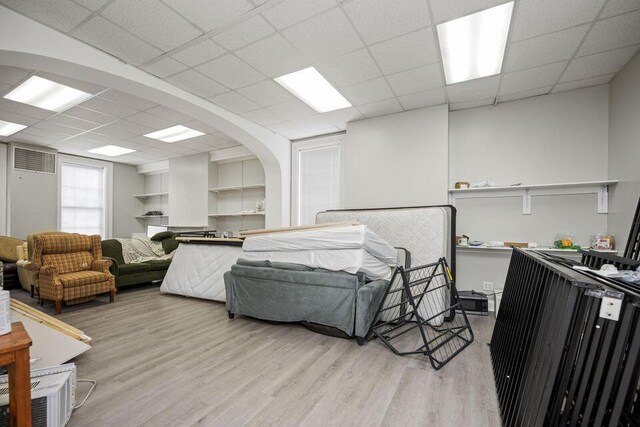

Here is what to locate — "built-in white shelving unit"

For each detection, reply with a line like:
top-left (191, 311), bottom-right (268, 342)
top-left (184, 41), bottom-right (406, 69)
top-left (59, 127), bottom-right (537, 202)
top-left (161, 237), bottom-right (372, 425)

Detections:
top-left (449, 180), bottom-right (618, 214)
top-left (134, 192), bottom-right (169, 199)
top-left (135, 169), bottom-right (169, 226)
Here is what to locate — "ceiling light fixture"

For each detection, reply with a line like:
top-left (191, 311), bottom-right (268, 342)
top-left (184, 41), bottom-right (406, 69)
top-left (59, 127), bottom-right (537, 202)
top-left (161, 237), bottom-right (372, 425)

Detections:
top-left (4, 75), bottom-right (93, 112)
top-left (144, 125), bottom-right (205, 143)
top-left (437, 2), bottom-right (514, 85)
top-left (274, 67), bottom-right (351, 113)
top-left (88, 145), bottom-right (136, 157)
top-left (0, 119), bottom-right (27, 137)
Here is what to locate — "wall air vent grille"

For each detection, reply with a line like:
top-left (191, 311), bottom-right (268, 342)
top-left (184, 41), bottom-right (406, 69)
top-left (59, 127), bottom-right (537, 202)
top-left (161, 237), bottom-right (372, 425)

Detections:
top-left (13, 147), bottom-right (56, 174)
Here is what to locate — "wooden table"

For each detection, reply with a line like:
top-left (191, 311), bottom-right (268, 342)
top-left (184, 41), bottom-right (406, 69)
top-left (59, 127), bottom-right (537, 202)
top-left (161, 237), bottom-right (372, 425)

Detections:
top-left (0, 323), bottom-right (32, 427)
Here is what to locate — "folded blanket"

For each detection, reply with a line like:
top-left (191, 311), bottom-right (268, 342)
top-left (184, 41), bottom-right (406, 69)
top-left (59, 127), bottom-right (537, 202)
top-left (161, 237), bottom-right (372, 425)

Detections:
top-left (116, 237), bottom-right (174, 264)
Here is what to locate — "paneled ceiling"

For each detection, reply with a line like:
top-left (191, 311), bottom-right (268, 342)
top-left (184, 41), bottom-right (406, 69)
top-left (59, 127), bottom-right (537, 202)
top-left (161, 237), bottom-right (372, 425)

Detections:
top-left (1, 0), bottom-right (639, 147)
top-left (0, 66), bottom-right (239, 164)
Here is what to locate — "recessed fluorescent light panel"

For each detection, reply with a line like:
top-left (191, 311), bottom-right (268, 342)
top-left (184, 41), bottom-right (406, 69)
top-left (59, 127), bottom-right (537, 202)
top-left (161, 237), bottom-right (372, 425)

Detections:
top-left (88, 145), bottom-right (135, 157)
top-left (144, 125), bottom-right (205, 143)
top-left (0, 120), bottom-right (27, 136)
top-left (437, 2), bottom-right (514, 85)
top-left (4, 75), bottom-right (93, 112)
top-left (274, 67), bottom-right (351, 113)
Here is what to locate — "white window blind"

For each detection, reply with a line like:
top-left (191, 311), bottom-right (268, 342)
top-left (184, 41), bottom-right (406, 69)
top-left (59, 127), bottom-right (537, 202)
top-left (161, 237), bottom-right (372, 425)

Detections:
top-left (60, 162), bottom-right (106, 236)
top-left (294, 139), bottom-right (341, 225)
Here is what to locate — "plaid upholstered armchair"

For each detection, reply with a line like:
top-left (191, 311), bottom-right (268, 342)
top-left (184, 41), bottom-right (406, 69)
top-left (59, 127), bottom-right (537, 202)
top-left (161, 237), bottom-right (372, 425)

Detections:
top-left (32, 233), bottom-right (116, 314)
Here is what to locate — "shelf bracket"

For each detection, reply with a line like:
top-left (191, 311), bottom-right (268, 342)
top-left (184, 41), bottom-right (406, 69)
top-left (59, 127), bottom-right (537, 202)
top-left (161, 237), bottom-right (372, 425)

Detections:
top-left (597, 185), bottom-right (609, 214)
top-left (522, 189), bottom-right (531, 215)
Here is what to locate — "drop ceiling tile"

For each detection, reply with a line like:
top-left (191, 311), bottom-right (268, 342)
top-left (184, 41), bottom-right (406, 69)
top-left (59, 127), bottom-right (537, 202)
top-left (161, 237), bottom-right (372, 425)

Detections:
top-left (512, 0), bottom-right (607, 41)
top-left (321, 107), bottom-right (364, 127)
top-left (289, 116), bottom-right (333, 132)
top-left (142, 57), bottom-right (188, 78)
top-left (282, 8), bottom-right (364, 62)
top-left (32, 121), bottom-right (84, 137)
top-left (235, 34), bottom-right (308, 77)
top-left (106, 119), bottom-right (154, 135)
top-left (497, 86), bottom-right (551, 102)
top-left (73, 16), bottom-right (163, 65)
top-left (102, 0), bottom-right (202, 51)
top-left (163, 0), bottom-right (253, 31)
top-left (447, 75), bottom-right (500, 102)
top-left (212, 15), bottom-right (275, 51)
top-left (166, 69), bottom-right (229, 98)
top-left (449, 97), bottom-right (495, 111)
top-left (91, 124), bottom-right (135, 139)
top-left (578, 10), bottom-right (640, 56)
top-left (0, 66), bottom-right (30, 86)
top-left (560, 45), bottom-right (639, 81)
top-left (64, 106), bottom-right (116, 125)
top-left (341, 78), bottom-right (395, 105)
top-left (127, 111), bottom-right (175, 129)
top-left (171, 39), bottom-right (226, 67)
top-left (196, 54), bottom-right (264, 89)
top-left (500, 62), bottom-right (567, 95)
top-left (72, 0), bottom-right (108, 11)
top-left (236, 80), bottom-right (295, 107)
top-left (0, 110), bottom-right (40, 127)
top-left (0, 0), bottom-right (91, 33)
top-left (145, 105), bottom-right (193, 123)
top-left (261, 0), bottom-right (336, 30)
top-left (0, 98), bottom-right (54, 120)
top-left (241, 108), bottom-right (285, 126)
top-left (429, 0), bottom-right (509, 24)
top-left (398, 88), bottom-right (446, 110)
top-left (38, 72), bottom-right (105, 94)
top-left (266, 121), bottom-right (303, 138)
top-left (210, 91), bottom-right (260, 114)
top-left (552, 74), bottom-right (614, 93)
top-left (315, 49), bottom-right (381, 87)
top-left (601, 0), bottom-right (640, 18)
top-left (48, 114), bottom-right (103, 131)
top-left (342, 0), bottom-right (430, 44)
top-left (98, 89), bottom-right (157, 111)
top-left (267, 99), bottom-right (318, 120)
top-left (369, 29), bottom-right (439, 75)
top-left (81, 96), bottom-right (140, 118)
top-left (14, 128), bottom-right (70, 143)
top-left (0, 83), bottom-right (9, 95)
top-left (189, 134), bottom-right (231, 147)
top-left (4, 134), bottom-right (51, 146)
top-left (357, 98), bottom-right (403, 118)
top-left (182, 120), bottom-right (219, 134)
top-left (386, 63), bottom-right (443, 96)
top-left (171, 139), bottom-right (212, 152)
top-left (505, 24), bottom-right (590, 72)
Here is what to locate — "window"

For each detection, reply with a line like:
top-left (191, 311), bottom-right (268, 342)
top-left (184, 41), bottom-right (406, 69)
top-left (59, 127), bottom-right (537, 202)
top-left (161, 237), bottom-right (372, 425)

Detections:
top-left (292, 136), bottom-right (342, 226)
top-left (58, 156), bottom-right (112, 237)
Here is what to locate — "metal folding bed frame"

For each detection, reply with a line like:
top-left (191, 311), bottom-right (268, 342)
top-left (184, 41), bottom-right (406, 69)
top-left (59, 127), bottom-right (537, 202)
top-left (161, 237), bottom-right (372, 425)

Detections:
top-left (491, 248), bottom-right (640, 426)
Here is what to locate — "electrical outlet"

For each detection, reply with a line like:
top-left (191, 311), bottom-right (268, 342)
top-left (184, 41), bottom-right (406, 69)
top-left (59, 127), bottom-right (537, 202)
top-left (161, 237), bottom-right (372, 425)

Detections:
top-left (483, 281), bottom-right (494, 292)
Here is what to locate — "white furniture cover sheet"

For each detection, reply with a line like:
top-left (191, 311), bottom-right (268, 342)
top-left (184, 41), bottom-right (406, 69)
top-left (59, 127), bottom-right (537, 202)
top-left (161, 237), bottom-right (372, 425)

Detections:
top-left (242, 225), bottom-right (398, 266)
top-left (241, 248), bottom-right (394, 281)
top-left (160, 243), bottom-right (243, 302)
top-left (316, 207), bottom-right (451, 324)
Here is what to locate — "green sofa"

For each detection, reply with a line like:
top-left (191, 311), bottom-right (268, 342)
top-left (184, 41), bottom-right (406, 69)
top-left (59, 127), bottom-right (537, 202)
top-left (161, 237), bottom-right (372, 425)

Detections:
top-left (101, 239), bottom-right (172, 288)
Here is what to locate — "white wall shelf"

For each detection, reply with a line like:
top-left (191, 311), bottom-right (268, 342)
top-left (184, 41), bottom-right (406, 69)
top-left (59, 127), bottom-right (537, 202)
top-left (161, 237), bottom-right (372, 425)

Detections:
top-left (456, 245), bottom-right (617, 254)
top-left (208, 183), bottom-right (265, 193)
top-left (208, 212), bottom-right (265, 217)
top-left (135, 215), bottom-right (168, 219)
top-left (449, 180), bottom-right (618, 214)
top-left (134, 192), bottom-right (169, 199)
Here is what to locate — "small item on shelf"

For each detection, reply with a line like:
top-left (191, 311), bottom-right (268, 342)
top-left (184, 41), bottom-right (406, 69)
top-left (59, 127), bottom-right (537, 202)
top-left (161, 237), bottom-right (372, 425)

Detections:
top-left (527, 242), bottom-right (539, 249)
top-left (590, 233), bottom-right (614, 250)
top-left (469, 240), bottom-right (484, 247)
top-left (553, 232), bottom-right (581, 250)
top-left (472, 180), bottom-right (497, 188)
top-left (455, 181), bottom-right (471, 189)
top-left (504, 241), bottom-right (528, 248)
top-left (255, 199), bottom-right (265, 213)
top-left (144, 210), bottom-right (163, 216)
top-left (486, 241), bottom-right (504, 247)
top-left (456, 235), bottom-right (469, 245)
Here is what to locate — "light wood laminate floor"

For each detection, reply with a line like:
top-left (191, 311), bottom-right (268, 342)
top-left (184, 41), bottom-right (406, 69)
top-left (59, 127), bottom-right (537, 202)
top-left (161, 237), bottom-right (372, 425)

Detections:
top-left (13, 285), bottom-right (502, 427)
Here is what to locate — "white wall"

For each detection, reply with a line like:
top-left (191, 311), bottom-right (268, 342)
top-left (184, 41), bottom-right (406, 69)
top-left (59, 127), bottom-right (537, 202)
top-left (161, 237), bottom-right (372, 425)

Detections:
top-left (0, 143), bottom-right (6, 236)
top-left (608, 53), bottom-right (640, 254)
top-left (112, 162), bottom-right (144, 238)
top-left (450, 85), bottom-right (610, 247)
top-left (450, 86), bottom-right (610, 294)
top-left (168, 152), bottom-right (209, 227)
top-left (342, 105), bottom-right (449, 209)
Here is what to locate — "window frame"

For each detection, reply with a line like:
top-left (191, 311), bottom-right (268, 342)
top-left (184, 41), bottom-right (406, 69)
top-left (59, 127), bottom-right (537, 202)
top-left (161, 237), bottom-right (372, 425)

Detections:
top-left (291, 134), bottom-right (343, 226)
top-left (57, 154), bottom-right (113, 238)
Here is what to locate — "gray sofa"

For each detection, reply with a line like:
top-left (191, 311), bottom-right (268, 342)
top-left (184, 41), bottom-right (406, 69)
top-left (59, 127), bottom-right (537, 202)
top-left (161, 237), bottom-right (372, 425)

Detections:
top-left (224, 259), bottom-right (389, 343)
